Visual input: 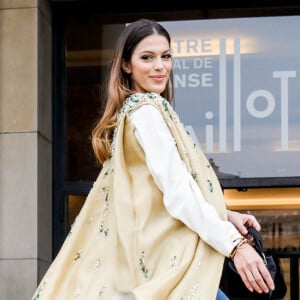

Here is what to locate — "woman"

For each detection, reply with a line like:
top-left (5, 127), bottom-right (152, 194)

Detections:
top-left (32, 19), bottom-right (274, 300)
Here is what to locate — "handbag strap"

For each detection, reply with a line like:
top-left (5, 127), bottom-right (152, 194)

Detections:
top-left (247, 227), bottom-right (268, 264)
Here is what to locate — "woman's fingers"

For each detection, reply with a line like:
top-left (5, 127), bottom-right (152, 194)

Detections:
top-left (234, 245), bottom-right (275, 294)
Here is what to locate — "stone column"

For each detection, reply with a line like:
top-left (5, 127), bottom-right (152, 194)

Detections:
top-left (0, 0), bottom-right (52, 299)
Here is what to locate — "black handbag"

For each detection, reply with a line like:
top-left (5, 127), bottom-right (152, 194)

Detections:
top-left (220, 227), bottom-right (287, 299)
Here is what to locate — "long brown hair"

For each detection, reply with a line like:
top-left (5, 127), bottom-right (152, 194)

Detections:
top-left (92, 19), bottom-right (174, 164)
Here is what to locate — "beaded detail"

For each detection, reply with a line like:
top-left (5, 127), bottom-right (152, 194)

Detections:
top-left (111, 92), bottom-right (173, 153)
top-left (181, 280), bottom-right (200, 300)
top-left (97, 168), bottom-right (111, 238)
top-left (139, 251), bottom-right (149, 279)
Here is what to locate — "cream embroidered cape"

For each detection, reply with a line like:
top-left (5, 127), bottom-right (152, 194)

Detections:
top-left (32, 92), bottom-right (227, 300)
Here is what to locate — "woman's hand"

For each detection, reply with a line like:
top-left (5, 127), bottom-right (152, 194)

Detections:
top-left (227, 210), bottom-right (275, 294)
top-left (232, 243), bottom-right (275, 294)
top-left (227, 210), bottom-right (261, 236)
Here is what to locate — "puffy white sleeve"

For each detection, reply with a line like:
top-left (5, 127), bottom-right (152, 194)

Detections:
top-left (129, 104), bottom-right (243, 257)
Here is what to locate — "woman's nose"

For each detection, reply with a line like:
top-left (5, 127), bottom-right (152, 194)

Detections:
top-left (154, 59), bottom-right (163, 70)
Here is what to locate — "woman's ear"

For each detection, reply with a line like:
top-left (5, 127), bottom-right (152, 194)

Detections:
top-left (122, 60), bottom-right (131, 74)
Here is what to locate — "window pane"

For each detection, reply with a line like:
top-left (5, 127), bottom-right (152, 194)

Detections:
top-left (162, 16), bottom-right (300, 180)
top-left (65, 17), bottom-right (125, 181)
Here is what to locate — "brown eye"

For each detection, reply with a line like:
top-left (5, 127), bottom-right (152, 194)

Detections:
top-left (141, 54), bottom-right (153, 60)
top-left (162, 54), bottom-right (172, 60)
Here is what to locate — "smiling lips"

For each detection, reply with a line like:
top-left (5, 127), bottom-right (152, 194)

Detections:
top-left (150, 75), bottom-right (166, 82)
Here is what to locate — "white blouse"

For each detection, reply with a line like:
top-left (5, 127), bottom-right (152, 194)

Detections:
top-left (129, 104), bottom-right (243, 257)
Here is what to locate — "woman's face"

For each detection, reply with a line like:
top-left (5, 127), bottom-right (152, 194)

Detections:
top-left (122, 34), bottom-right (172, 95)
